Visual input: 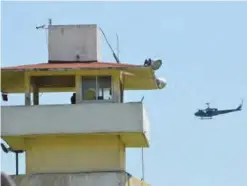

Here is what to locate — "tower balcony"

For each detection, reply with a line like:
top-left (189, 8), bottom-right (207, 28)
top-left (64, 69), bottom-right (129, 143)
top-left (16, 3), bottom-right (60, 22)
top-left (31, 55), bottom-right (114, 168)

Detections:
top-left (11, 171), bottom-right (150, 186)
top-left (1, 102), bottom-right (150, 149)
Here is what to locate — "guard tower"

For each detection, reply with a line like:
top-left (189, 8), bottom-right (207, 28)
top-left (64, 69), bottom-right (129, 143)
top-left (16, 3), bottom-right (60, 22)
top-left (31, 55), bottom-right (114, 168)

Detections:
top-left (1, 24), bottom-right (166, 186)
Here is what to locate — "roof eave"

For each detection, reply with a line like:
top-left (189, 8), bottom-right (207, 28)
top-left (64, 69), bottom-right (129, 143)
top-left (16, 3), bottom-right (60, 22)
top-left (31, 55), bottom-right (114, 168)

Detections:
top-left (1, 65), bottom-right (148, 72)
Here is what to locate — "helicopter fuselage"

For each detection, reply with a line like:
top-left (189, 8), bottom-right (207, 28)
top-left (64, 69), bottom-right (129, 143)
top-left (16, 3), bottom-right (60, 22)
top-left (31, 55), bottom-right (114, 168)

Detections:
top-left (194, 101), bottom-right (243, 119)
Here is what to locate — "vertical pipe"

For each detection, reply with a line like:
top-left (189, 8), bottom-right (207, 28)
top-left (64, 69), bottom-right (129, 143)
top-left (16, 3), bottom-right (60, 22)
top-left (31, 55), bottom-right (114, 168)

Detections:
top-left (141, 148), bottom-right (145, 181)
top-left (141, 147), bottom-right (145, 186)
top-left (15, 152), bottom-right (19, 175)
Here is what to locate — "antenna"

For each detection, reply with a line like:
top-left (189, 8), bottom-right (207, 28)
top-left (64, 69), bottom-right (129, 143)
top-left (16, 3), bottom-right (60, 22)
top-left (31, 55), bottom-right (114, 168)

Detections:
top-left (99, 27), bottom-right (120, 63)
top-left (116, 33), bottom-right (120, 59)
top-left (48, 18), bottom-right (52, 26)
top-left (36, 18), bottom-right (50, 72)
top-left (141, 96), bottom-right (144, 103)
top-left (36, 25), bottom-right (46, 30)
top-left (36, 18), bottom-right (52, 30)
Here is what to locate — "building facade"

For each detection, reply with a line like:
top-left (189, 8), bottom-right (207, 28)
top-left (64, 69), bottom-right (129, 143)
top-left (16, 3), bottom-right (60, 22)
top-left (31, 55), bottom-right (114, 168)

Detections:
top-left (1, 24), bottom-right (166, 186)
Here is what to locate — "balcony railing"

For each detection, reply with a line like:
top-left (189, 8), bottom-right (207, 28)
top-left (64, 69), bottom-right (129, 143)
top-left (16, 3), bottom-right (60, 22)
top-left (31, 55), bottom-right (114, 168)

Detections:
top-left (1, 102), bottom-right (150, 147)
top-left (11, 171), bottom-right (150, 186)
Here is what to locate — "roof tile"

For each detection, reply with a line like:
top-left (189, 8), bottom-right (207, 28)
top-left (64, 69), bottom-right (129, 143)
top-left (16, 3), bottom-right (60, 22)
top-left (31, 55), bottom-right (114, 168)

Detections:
top-left (1, 62), bottom-right (140, 71)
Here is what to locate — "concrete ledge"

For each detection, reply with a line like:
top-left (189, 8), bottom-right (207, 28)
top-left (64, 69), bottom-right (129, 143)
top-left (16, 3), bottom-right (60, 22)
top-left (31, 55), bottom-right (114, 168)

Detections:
top-left (2, 103), bottom-right (150, 148)
top-left (11, 171), bottom-right (150, 186)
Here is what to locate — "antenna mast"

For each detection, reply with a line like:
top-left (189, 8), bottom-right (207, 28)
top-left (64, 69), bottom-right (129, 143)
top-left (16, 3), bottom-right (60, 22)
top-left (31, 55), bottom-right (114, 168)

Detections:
top-left (116, 33), bottom-right (120, 59)
top-left (48, 18), bottom-right (52, 26)
top-left (99, 27), bottom-right (120, 63)
top-left (36, 18), bottom-right (52, 67)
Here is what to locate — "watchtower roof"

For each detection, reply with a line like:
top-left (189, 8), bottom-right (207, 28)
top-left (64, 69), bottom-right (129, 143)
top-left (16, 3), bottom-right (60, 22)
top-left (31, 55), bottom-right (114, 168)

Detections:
top-left (1, 61), bottom-right (138, 71)
top-left (1, 61), bottom-right (161, 93)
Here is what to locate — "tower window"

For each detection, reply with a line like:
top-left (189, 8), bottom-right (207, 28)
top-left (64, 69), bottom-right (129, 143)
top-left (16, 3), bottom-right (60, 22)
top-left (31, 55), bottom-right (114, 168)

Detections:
top-left (81, 76), bottom-right (112, 101)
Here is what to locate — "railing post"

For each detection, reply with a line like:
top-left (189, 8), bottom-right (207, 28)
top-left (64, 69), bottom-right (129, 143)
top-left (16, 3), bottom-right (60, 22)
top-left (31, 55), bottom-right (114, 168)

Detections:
top-left (33, 83), bottom-right (39, 105)
top-left (75, 74), bottom-right (82, 103)
top-left (24, 72), bottom-right (31, 106)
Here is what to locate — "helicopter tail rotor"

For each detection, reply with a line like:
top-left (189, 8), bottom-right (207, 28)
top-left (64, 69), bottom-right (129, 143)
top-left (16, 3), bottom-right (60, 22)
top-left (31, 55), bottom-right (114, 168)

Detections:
top-left (237, 99), bottom-right (244, 110)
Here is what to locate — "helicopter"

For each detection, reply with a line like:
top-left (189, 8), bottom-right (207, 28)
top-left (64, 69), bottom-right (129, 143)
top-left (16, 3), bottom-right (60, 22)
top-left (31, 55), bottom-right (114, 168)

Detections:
top-left (194, 100), bottom-right (243, 119)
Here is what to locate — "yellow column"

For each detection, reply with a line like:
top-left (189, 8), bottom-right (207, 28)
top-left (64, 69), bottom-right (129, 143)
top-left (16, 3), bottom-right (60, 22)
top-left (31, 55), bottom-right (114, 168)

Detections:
top-left (118, 135), bottom-right (126, 170)
top-left (112, 72), bottom-right (121, 103)
top-left (75, 74), bottom-right (82, 103)
top-left (32, 83), bottom-right (39, 105)
top-left (24, 72), bottom-right (31, 106)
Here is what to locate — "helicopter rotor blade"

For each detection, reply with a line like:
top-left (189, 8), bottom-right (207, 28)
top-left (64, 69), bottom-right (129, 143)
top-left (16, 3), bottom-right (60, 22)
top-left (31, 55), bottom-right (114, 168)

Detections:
top-left (205, 102), bottom-right (210, 108)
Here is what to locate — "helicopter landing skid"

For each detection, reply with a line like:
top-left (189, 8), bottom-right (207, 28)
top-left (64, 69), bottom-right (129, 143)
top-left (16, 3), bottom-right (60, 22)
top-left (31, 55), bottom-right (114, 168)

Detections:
top-left (200, 117), bottom-right (212, 120)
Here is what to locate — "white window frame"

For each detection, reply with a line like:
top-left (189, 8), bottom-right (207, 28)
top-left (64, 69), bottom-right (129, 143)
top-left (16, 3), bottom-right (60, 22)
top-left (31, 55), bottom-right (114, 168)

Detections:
top-left (80, 75), bottom-right (113, 103)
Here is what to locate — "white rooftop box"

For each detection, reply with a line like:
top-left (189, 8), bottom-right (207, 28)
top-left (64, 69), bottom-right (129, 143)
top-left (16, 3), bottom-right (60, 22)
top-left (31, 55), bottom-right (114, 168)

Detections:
top-left (48, 24), bottom-right (101, 62)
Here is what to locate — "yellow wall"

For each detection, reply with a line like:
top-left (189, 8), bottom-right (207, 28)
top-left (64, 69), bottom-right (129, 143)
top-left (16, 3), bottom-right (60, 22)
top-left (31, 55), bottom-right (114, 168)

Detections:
top-left (128, 177), bottom-right (151, 186)
top-left (24, 134), bottom-right (126, 174)
top-left (2, 67), bottom-right (157, 93)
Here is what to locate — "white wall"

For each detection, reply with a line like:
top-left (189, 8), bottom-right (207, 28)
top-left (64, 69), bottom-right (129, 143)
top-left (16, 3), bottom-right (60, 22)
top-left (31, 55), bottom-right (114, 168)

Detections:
top-left (142, 105), bottom-right (151, 144)
top-left (1, 103), bottom-right (148, 137)
top-left (48, 24), bottom-right (101, 62)
top-left (12, 171), bottom-right (132, 186)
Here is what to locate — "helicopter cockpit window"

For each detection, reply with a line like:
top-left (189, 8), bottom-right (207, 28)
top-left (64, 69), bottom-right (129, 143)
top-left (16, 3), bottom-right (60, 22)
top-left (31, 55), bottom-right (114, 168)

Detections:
top-left (81, 76), bottom-right (112, 101)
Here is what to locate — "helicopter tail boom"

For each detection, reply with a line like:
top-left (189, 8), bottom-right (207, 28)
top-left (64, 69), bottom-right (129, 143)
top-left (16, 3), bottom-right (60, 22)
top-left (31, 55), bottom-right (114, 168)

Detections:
top-left (236, 100), bottom-right (243, 111)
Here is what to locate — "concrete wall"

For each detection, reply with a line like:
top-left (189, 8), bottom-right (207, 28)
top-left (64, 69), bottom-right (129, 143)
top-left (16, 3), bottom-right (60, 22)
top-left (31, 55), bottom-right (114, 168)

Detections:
top-left (142, 105), bottom-right (151, 144)
top-left (48, 24), bottom-right (101, 62)
top-left (1, 103), bottom-right (147, 137)
top-left (11, 172), bottom-right (150, 186)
